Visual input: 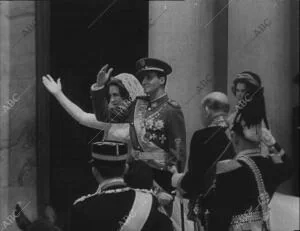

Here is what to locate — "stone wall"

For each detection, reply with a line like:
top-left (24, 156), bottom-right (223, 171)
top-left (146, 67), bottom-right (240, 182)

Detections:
top-left (0, 1), bottom-right (37, 230)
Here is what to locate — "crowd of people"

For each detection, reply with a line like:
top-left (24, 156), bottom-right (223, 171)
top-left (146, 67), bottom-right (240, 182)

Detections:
top-left (18, 57), bottom-right (293, 231)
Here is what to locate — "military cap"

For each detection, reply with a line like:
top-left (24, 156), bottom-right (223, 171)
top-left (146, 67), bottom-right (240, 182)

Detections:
top-left (136, 58), bottom-right (172, 79)
top-left (90, 141), bottom-right (128, 165)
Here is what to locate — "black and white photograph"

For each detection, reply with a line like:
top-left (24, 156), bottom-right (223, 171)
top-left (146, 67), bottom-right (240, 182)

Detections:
top-left (0, 0), bottom-right (299, 230)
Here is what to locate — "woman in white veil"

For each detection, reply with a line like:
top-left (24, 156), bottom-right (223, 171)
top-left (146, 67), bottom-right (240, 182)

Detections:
top-left (42, 70), bottom-right (144, 143)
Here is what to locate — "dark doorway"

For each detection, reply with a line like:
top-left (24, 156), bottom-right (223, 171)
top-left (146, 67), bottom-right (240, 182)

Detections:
top-left (49, 1), bottom-right (148, 229)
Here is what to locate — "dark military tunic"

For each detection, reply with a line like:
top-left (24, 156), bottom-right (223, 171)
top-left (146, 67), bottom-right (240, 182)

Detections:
top-left (91, 88), bottom-right (186, 193)
top-left (208, 151), bottom-right (292, 230)
top-left (180, 117), bottom-right (235, 198)
top-left (70, 178), bottom-right (173, 231)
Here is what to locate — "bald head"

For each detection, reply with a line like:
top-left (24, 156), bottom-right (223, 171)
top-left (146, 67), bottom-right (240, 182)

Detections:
top-left (201, 92), bottom-right (230, 114)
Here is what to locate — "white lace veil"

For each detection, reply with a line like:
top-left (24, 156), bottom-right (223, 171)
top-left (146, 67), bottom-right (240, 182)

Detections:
top-left (113, 73), bottom-right (145, 101)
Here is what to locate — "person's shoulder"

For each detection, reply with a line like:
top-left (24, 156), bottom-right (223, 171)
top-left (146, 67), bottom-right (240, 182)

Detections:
top-left (167, 98), bottom-right (181, 109)
top-left (207, 126), bottom-right (228, 137)
top-left (217, 160), bottom-right (248, 180)
top-left (192, 126), bottom-right (229, 143)
top-left (190, 129), bottom-right (210, 144)
top-left (250, 155), bottom-right (277, 170)
top-left (192, 129), bottom-right (205, 138)
top-left (217, 159), bottom-right (242, 174)
top-left (72, 193), bottom-right (118, 223)
top-left (73, 193), bottom-right (99, 207)
top-left (193, 126), bottom-right (223, 137)
top-left (73, 191), bottom-right (116, 209)
top-left (73, 191), bottom-right (128, 212)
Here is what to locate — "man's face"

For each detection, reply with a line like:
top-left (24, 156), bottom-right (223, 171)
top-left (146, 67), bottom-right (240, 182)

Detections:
top-left (235, 83), bottom-right (247, 101)
top-left (141, 71), bottom-right (164, 95)
top-left (109, 85), bottom-right (123, 108)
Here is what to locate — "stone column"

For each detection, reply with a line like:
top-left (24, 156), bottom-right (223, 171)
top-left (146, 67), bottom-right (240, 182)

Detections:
top-left (227, 0), bottom-right (295, 193)
top-left (0, 1), bottom-right (37, 229)
top-left (149, 0), bottom-right (216, 159)
top-left (149, 1), bottom-right (216, 230)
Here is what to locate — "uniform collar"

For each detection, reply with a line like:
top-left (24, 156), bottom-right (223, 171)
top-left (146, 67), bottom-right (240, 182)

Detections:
top-left (96, 177), bottom-right (127, 193)
top-left (136, 95), bottom-right (150, 101)
top-left (208, 115), bottom-right (228, 128)
top-left (235, 148), bottom-right (262, 159)
top-left (148, 93), bottom-right (168, 109)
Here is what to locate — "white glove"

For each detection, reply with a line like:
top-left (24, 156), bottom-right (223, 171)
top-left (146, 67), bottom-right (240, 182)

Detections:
top-left (171, 173), bottom-right (184, 188)
top-left (168, 165), bottom-right (178, 174)
top-left (157, 192), bottom-right (173, 206)
top-left (261, 128), bottom-right (276, 146)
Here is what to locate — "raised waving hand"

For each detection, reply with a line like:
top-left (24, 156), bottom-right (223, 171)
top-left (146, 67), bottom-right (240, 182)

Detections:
top-left (42, 74), bottom-right (62, 96)
top-left (95, 64), bottom-right (114, 88)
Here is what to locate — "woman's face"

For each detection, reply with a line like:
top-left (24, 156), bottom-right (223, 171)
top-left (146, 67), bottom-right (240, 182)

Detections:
top-left (109, 85), bottom-right (123, 108)
top-left (235, 83), bottom-right (247, 101)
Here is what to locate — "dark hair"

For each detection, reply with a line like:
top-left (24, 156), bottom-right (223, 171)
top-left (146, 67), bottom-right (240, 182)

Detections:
top-left (232, 72), bottom-right (269, 134)
top-left (91, 161), bottom-right (126, 178)
top-left (232, 86), bottom-right (269, 138)
top-left (107, 79), bottom-right (130, 100)
top-left (202, 97), bottom-right (230, 114)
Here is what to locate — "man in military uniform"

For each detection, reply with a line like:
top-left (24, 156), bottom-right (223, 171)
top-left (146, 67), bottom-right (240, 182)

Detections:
top-left (90, 58), bottom-right (187, 230)
top-left (171, 92), bottom-right (234, 194)
top-left (170, 92), bottom-right (235, 230)
top-left (172, 89), bottom-right (292, 230)
top-left (70, 141), bottom-right (173, 231)
top-left (208, 86), bottom-right (292, 231)
top-left (90, 58), bottom-right (186, 193)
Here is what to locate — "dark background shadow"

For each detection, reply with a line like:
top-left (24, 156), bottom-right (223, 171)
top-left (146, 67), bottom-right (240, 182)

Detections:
top-left (49, 1), bottom-right (148, 229)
